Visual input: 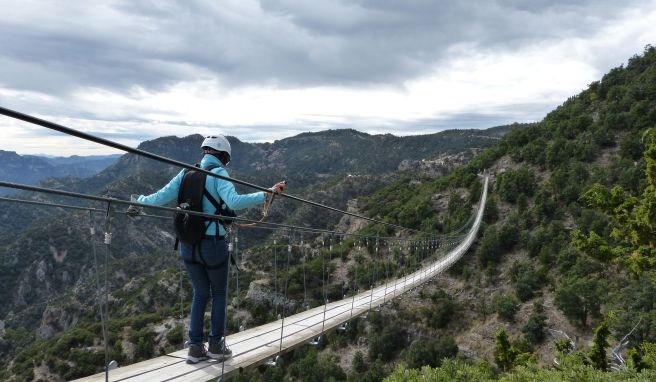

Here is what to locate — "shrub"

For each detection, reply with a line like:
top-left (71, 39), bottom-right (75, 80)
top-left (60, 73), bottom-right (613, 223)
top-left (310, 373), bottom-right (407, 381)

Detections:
top-left (509, 261), bottom-right (545, 301)
top-left (404, 336), bottom-right (458, 369)
top-left (496, 167), bottom-right (537, 203)
top-left (522, 304), bottom-right (547, 345)
top-left (420, 290), bottom-right (458, 329)
top-left (492, 292), bottom-right (520, 321)
top-left (369, 322), bottom-right (407, 362)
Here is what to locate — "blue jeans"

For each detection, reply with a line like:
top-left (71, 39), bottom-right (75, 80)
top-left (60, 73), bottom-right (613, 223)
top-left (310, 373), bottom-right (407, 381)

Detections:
top-left (179, 238), bottom-right (229, 345)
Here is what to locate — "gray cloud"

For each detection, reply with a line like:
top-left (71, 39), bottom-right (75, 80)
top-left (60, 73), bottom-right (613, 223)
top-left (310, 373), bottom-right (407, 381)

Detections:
top-left (0, 0), bottom-right (648, 95)
top-left (1, 0), bottom-right (654, 157)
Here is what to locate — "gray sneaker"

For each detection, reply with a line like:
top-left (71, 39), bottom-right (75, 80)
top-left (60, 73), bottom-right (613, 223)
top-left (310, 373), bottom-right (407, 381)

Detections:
top-left (208, 339), bottom-right (233, 361)
top-left (186, 343), bottom-right (208, 364)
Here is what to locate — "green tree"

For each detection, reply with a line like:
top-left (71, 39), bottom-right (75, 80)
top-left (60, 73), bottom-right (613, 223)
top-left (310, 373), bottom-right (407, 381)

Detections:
top-left (477, 225), bottom-right (502, 267)
top-left (421, 290), bottom-right (458, 329)
top-left (620, 130), bottom-right (645, 160)
top-left (369, 322), bottom-right (407, 362)
top-left (494, 327), bottom-right (518, 371)
top-left (288, 348), bottom-right (346, 382)
top-left (522, 302), bottom-right (547, 345)
top-left (484, 196), bottom-right (499, 223)
top-left (588, 321), bottom-right (610, 371)
top-left (352, 350), bottom-right (367, 373)
top-left (492, 292), bottom-right (520, 321)
top-left (384, 359), bottom-right (495, 382)
top-left (362, 358), bottom-right (387, 382)
top-left (509, 261), bottom-right (545, 301)
top-left (555, 338), bottom-right (574, 354)
top-left (554, 277), bottom-right (603, 327)
top-left (404, 336), bottom-right (458, 369)
top-left (165, 324), bottom-right (184, 347)
top-left (496, 167), bottom-right (537, 203)
top-left (578, 128), bottom-right (656, 274)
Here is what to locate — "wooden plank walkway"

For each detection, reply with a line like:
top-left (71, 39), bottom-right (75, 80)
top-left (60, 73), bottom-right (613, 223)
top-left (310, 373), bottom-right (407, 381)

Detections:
top-left (74, 175), bottom-right (488, 382)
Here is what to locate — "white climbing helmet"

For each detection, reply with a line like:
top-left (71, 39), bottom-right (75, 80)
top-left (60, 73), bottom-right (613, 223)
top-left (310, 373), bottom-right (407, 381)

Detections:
top-left (201, 135), bottom-right (231, 156)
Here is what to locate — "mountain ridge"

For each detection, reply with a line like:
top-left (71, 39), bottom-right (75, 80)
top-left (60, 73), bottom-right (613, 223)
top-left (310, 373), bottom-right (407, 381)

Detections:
top-left (0, 151), bottom-right (121, 195)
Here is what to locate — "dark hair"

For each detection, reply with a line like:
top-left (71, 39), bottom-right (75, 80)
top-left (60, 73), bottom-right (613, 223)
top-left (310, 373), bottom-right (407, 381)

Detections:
top-left (202, 147), bottom-right (230, 165)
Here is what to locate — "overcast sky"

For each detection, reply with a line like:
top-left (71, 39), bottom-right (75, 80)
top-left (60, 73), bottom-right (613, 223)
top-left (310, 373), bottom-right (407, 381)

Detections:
top-left (1, 0), bottom-right (655, 156)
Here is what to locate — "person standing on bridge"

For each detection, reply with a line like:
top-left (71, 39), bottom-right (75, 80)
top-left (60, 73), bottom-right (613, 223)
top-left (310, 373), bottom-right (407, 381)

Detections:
top-left (129, 135), bottom-right (286, 364)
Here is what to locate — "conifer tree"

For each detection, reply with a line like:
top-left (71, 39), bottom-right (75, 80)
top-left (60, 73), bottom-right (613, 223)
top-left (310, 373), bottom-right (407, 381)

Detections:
top-left (576, 128), bottom-right (656, 274)
top-left (494, 327), bottom-right (517, 371)
top-left (588, 321), bottom-right (610, 371)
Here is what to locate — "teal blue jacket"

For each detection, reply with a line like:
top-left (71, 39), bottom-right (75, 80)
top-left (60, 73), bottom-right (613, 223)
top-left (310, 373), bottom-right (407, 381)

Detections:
top-left (138, 154), bottom-right (266, 236)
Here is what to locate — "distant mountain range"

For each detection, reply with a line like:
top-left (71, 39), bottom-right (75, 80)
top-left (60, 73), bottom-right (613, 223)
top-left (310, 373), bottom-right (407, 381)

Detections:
top-left (0, 151), bottom-right (121, 194)
top-left (0, 122), bottom-right (525, 381)
top-left (85, 125), bottom-right (515, 195)
top-left (0, 125), bottom-right (513, 338)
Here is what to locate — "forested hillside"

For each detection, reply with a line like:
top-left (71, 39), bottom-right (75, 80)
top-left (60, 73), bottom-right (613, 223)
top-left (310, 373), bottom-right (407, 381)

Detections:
top-left (0, 126), bottom-right (505, 381)
top-left (1, 38), bottom-right (654, 382)
top-left (218, 43), bottom-right (656, 382)
top-left (364, 44), bottom-right (656, 380)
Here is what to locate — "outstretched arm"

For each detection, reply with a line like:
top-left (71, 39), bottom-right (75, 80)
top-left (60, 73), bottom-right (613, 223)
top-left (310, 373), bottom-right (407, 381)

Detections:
top-left (137, 170), bottom-right (185, 206)
top-left (214, 168), bottom-right (266, 210)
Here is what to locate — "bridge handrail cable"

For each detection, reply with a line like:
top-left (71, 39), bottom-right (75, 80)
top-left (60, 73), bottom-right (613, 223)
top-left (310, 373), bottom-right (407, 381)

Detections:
top-left (0, 106), bottom-right (435, 236)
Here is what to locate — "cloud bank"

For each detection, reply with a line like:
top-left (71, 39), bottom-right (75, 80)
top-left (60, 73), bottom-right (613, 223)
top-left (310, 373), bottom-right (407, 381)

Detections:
top-left (0, 0), bottom-right (655, 155)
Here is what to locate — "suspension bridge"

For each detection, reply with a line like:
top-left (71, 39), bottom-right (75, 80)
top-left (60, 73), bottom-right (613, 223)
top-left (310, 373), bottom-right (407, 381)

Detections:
top-left (0, 107), bottom-right (489, 382)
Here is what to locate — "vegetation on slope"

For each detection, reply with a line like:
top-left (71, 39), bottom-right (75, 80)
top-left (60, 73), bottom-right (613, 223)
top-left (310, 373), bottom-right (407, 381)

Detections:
top-left (2, 42), bottom-right (656, 381)
top-left (374, 44), bottom-right (656, 381)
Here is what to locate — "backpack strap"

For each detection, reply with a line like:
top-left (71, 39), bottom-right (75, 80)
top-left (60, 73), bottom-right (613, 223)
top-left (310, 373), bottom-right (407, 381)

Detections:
top-left (203, 164), bottom-right (230, 231)
top-left (203, 165), bottom-right (239, 271)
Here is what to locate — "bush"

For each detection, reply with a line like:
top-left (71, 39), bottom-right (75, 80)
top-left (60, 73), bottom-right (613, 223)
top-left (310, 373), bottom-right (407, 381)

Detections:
top-left (509, 261), bottom-right (545, 301)
top-left (369, 322), bottom-right (407, 362)
top-left (476, 225), bottom-right (502, 267)
top-left (352, 350), bottom-right (367, 373)
top-left (404, 336), bottom-right (458, 369)
top-left (522, 303), bottom-right (547, 345)
top-left (554, 276), bottom-right (603, 327)
top-left (288, 348), bottom-right (346, 382)
top-left (492, 292), bottom-right (520, 321)
top-left (588, 321), bottom-right (610, 371)
top-left (420, 290), bottom-right (458, 329)
top-left (498, 218), bottom-right (520, 251)
top-left (166, 323), bottom-right (184, 347)
top-left (496, 167), bottom-right (537, 203)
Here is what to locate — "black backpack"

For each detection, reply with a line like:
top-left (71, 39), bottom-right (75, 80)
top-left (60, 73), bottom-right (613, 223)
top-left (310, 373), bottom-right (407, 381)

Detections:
top-left (173, 164), bottom-right (236, 246)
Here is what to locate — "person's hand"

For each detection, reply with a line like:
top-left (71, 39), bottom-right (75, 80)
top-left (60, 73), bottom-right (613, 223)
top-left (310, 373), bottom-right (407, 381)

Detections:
top-left (268, 181), bottom-right (287, 195)
top-left (126, 205), bottom-right (143, 217)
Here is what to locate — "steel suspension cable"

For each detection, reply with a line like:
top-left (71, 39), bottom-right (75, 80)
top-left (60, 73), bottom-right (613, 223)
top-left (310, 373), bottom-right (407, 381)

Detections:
top-left (88, 209), bottom-right (108, 377)
top-left (278, 229), bottom-right (293, 356)
top-left (318, 238), bottom-right (328, 343)
top-left (234, 227), bottom-right (242, 334)
top-left (383, 241), bottom-right (390, 305)
top-left (101, 203), bottom-right (112, 381)
top-left (301, 235), bottom-right (308, 311)
top-left (349, 240), bottom-right (358, 321)
top-left (0, 181), bottom-right (429, 242)
top-left (367, 239), bottom-right (375, 314)
top-left (0, 196), bottom-right (106, 213)
top-left (373, 238), bottom-right (380, 312)
top-left (0, 106), bottom-right (432, 236)
top-left (221, 234), bottom-right (234, 379)
top-left (273, 238), bottom-right (279, 318)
